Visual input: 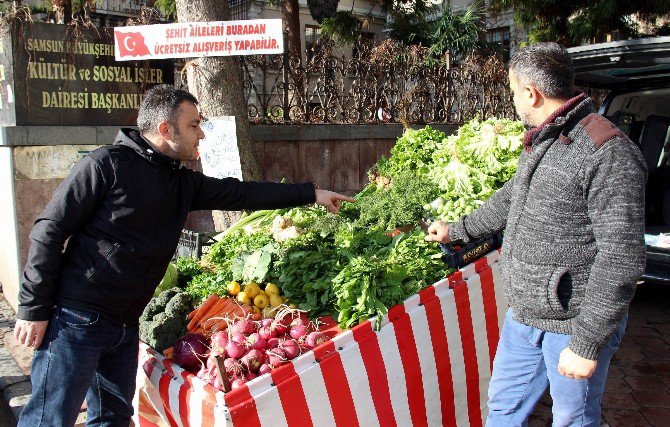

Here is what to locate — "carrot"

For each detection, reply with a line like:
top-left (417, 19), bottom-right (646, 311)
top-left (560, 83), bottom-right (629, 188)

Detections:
top-left (198, 297), bottom-right (230, 328)
top-left (187, 294), bottom-right (219, 331)
top-left (241, 304), bottom-right (253, 317)
top-left (219, 299), bottom-right (240, 317)
top-left (202, 299), bottom-right (234, 329)
top-left (163, 347), bottom-right (174, 359)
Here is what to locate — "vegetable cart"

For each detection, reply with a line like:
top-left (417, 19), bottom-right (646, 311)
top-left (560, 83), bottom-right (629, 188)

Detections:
top-left (132, 249), bottom-right (505, 427)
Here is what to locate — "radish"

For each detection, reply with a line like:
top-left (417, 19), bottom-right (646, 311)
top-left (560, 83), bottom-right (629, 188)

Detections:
top-left (241, 349), bottom-right (265, 372)
top-left (290, 317), bottom-right (306, 327)
top-left (272, 318), bottom-right (289, 335)
top-left (258, 363), bottom-right (272, 375)
top-left (225, 340), bottom-right (246, 360)
top-left (230, 333), bottom-right (247, 345)
top-left (231, 377), bottom-right (247, 390)
top-left (245, 371), bottom-right (258, 381)
top-left (232, 318), bottom-right (255, 335)
top-left (258, 325), bottom-right (276, 340)
top-left (223, 358), bottom-right (243, 376)
top-left (210, 332), bottom-right (228, 356)
top-left (261, 318), bottom-right (274, 328)
top-left (196, 364), bottom-right (211, 381)
top-left (267, 347), bottom-right (287, 367)
top-left (305, 331), bottom-right (327, 349)
top-left (246, 333), bottom-right (267, 351)
top-left (205, 353), bottom-right (221, 370)
top-left (289, 324), bottom-right (308, 340)
top-left (280, 339), bottom-right (300, 360)
top-left (266, 337), bottom-right (280, 349)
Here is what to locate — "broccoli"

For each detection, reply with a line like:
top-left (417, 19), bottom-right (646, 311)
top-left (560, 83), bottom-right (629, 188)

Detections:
top-left (140, 298), bottom-right (161, 322)
top-left (165, 292), bottom-right (191, 316)
top-left (139, 289), bottom-right (194, 352)
top-left (154, 287), bottom-right (181, 308)
top-left (142, 312), bottom-right (186, 353)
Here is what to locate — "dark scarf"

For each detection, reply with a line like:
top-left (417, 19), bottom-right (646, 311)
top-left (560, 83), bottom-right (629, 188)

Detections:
top-left (523, 92), bottom-right (587, 152)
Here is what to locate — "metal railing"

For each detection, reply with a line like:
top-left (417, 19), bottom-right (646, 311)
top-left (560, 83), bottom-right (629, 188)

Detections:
top-left (240, 38), bottom-right (517, 125)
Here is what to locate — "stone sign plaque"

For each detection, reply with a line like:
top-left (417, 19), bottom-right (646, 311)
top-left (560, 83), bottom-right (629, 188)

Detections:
top-left (0, 21), bottom-right (174, 126)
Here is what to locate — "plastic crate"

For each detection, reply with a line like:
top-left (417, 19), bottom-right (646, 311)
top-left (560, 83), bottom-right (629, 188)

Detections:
top-left (174, 230), bottom-right (218, 259)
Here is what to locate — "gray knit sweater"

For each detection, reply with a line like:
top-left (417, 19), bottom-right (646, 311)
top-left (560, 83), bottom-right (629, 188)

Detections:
top-left (449, 97), bottom-right (647, 360)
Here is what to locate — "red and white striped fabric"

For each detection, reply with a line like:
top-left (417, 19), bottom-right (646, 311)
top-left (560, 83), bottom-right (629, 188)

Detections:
top-left (132, 250), bottom-right (506, 427)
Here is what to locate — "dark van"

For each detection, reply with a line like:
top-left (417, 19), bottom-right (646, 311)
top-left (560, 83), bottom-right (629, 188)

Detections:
top-left (568, 37), bottom-right (670, 282)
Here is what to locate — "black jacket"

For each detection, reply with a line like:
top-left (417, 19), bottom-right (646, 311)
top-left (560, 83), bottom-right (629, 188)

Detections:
top-left (18, 128), bottom-right (316, 325)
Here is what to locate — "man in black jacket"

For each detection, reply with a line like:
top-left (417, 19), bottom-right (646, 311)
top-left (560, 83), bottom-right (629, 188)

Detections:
top-left (14, 85), bottom-right (354, 426)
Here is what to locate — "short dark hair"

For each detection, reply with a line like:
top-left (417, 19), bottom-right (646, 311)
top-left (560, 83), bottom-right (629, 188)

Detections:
top-left (509, 42), bottom-right (575, 100)
top-left (137, 85), bottom-right (198, 134)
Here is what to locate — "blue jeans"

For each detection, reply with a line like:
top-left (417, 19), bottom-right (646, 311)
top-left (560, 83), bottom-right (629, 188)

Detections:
top-left (18, 306), bottom-right (139, 427)
top-left (486, 309), bottom-right (626, 427)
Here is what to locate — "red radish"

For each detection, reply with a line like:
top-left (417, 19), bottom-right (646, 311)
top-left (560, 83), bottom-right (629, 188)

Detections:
top-left (231, 377), bottom-right (247, 390)
top-left (290, 317), bottom-right (306, 327)
top-left (280, 339), bottom-right (300, 359)
top-left (272, 318), bottom-right (289, 335)
top-left (305, 331), bottom-right (328, 349)
top-left (241, 349), bottom-right (265, 372)
top-left (266, 337), bottom-right (280, 349)
top-left (261, 318), bottom-right (274, 328)
top-left (258, 363), bottom-right (272, 375)
top-left (289, 324), bottom-right (308, 340)
top-left (225, 337), bottom-right (247, 359)
top-left (245, 371), bottom-right (258, 381)
top-left (230, 333), bottom-right (247, 345)
top-left (210, 331), bottom-right (228, 354)
top-left (232, 318), bottom-right (255, 335)
top-left (267, 347), bottom-right (287, 367)
top-left (246, 333), bottom-right (267, 351)
top-left (223, 358), bottom-right (243, 376)
top-left (196, 364), bottom-right (209, 380)
top-left (205, 353), bottom-right (221, 370)
top-left (258, 325), bottom-right (276, 340)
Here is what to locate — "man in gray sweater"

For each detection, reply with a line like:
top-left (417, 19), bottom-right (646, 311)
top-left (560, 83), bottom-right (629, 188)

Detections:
top-left (426, 43), bottom-right (647, 426)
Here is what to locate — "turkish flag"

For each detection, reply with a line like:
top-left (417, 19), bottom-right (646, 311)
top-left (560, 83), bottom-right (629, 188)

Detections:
top-left (115, 31), bottom-right (151, 58)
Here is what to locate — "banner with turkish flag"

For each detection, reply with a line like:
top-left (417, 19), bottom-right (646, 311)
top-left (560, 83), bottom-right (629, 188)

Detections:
top-left (114, 31), bottom-right (151, 58)
top-left (114, 19), bottom-right (283, 61)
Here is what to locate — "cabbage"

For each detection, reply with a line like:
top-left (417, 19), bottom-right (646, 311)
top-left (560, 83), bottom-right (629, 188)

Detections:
top-left (173, 333), bottom-right (209, 373)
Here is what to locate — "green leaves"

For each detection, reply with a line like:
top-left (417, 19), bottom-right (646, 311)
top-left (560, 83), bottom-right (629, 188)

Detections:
top-left (331, 230), bottom-right (449, 330)
top-left (426, 117), bottom-right (524, 221)
top-left (355, 173), bottom-right (440, 231)
top-left (234, 243), bottom-right (275, 284)
top-left (375, 126), bottom-right (447, 180)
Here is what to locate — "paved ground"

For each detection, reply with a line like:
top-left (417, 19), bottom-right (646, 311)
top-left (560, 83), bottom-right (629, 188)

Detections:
top-left (1, 282), bottom-right (669, 425)
top-left (530, 281), bottom-right (670, 426)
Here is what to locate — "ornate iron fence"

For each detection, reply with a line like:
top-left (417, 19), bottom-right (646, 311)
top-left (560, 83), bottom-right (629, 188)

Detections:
top-left (241, 39), bottom-right (517, 125)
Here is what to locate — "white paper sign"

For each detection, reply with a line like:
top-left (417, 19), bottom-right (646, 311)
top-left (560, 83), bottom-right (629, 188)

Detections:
top-left (114, 19), bottom-right (283, 61)
top-left (199, 116), bottom-right (242, 180)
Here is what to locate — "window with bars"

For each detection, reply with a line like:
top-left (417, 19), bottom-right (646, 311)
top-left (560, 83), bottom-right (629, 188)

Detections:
top-left (486, 26), bottom-right (511, 59)
top-left (305, 25), bottom-right (322, 61)
top-left (229, 0), bottom-right (250, 20)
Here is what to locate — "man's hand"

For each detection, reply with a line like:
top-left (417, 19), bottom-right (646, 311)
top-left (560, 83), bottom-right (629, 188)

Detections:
top-left (315, 189), bottom-right (355, 213)
top-left (424, 221), bottom-right (451, 244)
top-left (14, 319), bottom-right (49, 349)
top-left (558, 347), bottom-right (597, 380)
